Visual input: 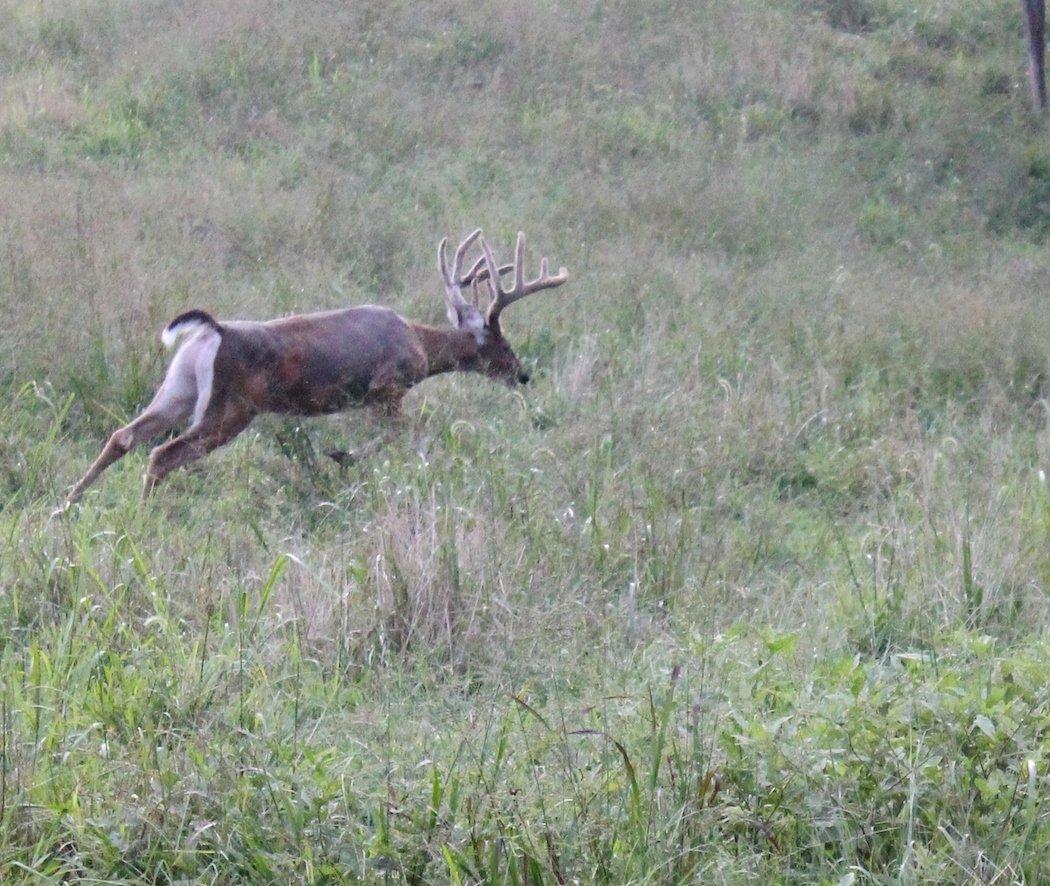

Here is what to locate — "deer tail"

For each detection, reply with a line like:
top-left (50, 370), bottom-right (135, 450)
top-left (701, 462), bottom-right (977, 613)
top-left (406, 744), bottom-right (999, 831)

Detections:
top-left (161, 309), bottom-right (221, 349)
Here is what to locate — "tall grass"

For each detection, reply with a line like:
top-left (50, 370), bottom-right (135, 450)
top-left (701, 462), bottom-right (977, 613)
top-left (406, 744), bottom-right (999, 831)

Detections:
top-left (0, 0), bottom-right (1047, 880)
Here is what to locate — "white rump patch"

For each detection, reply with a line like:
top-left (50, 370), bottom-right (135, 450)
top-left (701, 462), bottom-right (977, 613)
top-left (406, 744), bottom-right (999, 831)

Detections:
top-left (190, 332), bottom-right (222, 426)
top-left (146, 327), bottom-right (221, 428)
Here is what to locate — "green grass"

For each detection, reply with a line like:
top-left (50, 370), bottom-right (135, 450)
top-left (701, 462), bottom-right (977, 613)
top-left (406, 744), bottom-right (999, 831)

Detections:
top-left (0, 0), bottom-right (1048, 880)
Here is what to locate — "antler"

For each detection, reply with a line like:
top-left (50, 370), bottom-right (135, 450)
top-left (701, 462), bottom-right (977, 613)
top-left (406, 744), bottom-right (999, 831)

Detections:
top-left (438, 229), bottom-right (483, 325)
top-left (461, 256), bottom-right (513, 286)
top-left (479, 232), bottom-right (569, 325)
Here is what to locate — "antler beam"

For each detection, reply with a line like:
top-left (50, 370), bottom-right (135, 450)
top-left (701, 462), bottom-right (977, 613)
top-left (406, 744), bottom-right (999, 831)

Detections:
top-left (479, 232), bottom-right (569, 324)
top-left (438, 228), bottom-right (483, 324)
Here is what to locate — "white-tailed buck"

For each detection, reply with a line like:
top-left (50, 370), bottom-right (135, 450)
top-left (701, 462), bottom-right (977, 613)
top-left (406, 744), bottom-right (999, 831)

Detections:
top-left (62, 230), bottom-right (568, 504)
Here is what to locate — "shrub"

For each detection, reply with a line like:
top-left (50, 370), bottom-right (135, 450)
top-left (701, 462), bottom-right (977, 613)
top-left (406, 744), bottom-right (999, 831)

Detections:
top-left (811, 0), bottom-right (890, 33)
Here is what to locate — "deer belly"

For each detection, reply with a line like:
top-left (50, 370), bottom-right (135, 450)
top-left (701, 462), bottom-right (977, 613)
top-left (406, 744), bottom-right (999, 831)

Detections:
top-left (273, 377), bottom-right (369, 414)
top-left (268, 358), bottom-right (374, 414)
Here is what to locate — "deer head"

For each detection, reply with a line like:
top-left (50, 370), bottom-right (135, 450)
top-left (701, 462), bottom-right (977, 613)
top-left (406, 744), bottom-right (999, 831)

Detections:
top-left (438, 230), bottom-right (569, 386)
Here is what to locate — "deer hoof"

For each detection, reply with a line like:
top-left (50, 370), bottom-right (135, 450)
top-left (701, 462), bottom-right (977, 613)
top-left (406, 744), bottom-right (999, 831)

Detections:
top-left (325, 448), bottom-right (359, 467)
top-left (50, 501), bottom-right (73, 519)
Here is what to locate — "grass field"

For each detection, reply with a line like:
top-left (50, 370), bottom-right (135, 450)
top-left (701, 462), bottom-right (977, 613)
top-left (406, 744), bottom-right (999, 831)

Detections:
top-left (1, 0), bottom-right (1048, 880)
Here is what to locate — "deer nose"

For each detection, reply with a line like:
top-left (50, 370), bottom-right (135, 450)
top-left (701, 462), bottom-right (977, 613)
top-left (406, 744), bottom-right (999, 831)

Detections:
top-left (518, 371), bottom-right (530, 385)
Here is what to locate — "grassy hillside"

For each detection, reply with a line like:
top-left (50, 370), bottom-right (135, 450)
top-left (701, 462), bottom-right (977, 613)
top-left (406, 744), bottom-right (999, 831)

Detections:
top-left (0, 0), bottom-right (1048, 880)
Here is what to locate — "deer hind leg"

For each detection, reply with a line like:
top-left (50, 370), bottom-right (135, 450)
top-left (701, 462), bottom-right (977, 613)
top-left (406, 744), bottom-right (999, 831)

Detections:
top-left (143, 399), bottom-right (254, 497)
top-left (63, 377), bottom-right (195, 506)
top-left (62, 328), bottom-right (222, 508)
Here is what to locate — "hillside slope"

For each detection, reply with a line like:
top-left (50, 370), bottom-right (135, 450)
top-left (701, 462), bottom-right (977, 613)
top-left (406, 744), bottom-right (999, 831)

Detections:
top-left (0, 0), bottom-right (1047, 880)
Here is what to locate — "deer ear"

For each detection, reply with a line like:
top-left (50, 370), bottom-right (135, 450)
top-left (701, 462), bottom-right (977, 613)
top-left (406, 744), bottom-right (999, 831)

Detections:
top-left (451, 304), bottom-right (487, 343)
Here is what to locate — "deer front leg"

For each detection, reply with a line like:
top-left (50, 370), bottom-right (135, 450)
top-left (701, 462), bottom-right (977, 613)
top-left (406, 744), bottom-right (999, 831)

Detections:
top-left (326, 382), bottom-right (407, 466)
top-left (143, 402), bottom-right (254, 497)
top-left (325, 432), bottom-right (394, 467)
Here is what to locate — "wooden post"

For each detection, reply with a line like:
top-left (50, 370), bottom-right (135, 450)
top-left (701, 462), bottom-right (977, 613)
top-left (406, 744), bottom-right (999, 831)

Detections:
top-left (1023, 0), bottom-right (1047, 111)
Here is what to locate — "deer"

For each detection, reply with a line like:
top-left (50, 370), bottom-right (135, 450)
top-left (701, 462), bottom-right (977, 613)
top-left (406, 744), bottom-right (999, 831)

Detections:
top-left (59, 230), bottom-right (568, 506)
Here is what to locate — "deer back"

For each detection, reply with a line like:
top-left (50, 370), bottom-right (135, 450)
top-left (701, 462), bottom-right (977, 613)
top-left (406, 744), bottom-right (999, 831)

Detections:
top-left (218, 306), bottom-right (427, 415)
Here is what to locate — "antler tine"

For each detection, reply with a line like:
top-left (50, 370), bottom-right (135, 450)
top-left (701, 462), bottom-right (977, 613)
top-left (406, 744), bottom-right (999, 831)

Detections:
top-left (513, 231), bottom-right (525, 295)
top-left (438, 236), bottom-right (451, 285)
top-left (463, 254), bottom-right (486, 284)
top-left (478, 235), bottom-right (503, 300)
top-left (462, 255), bottom-right (514, 286)
top-left (439, 229), bottom-right (483, 320)
top-left (453, 228), bottom-right (482, 282)
top-left (485, 231), bottom-right (570, 323)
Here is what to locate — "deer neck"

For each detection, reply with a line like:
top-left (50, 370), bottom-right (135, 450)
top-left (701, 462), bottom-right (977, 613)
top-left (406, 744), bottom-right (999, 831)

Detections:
top-left (411, 323), bottom-right (481, 377)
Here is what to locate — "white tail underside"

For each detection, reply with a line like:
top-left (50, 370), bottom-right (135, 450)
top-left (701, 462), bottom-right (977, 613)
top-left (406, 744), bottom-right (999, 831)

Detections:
top-left (161, 317), bottom-right (211, 349)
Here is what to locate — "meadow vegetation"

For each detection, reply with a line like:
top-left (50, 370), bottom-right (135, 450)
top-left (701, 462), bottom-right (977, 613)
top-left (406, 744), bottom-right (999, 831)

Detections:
top-left (0, 0), bottom-right (1048, 880)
